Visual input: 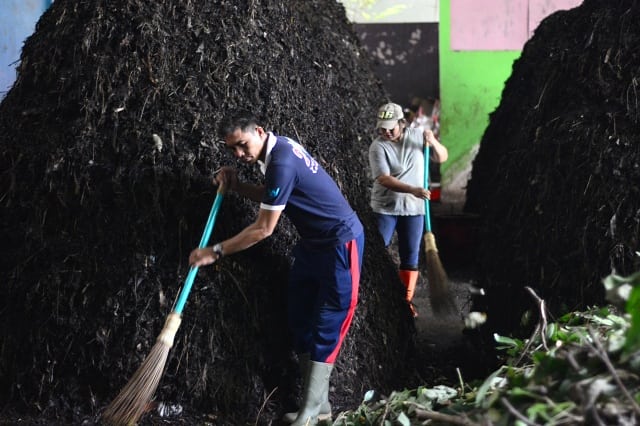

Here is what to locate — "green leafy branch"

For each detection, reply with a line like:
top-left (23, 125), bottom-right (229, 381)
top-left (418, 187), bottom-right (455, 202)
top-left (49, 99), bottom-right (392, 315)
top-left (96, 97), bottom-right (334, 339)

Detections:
top-left (331, 271), bottom-right (640, 425)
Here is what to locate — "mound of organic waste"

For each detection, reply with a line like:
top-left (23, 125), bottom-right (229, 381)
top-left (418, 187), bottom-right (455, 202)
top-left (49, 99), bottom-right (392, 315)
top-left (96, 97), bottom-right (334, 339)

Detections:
top-left (466, 0), bottom-right (640, 334)
top-left (0, 1), bottom-right (429, 423)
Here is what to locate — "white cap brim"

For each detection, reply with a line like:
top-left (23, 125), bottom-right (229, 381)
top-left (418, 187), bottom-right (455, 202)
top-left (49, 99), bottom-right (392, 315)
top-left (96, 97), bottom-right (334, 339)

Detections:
top-left (377, 119), bottom-right (397, 129)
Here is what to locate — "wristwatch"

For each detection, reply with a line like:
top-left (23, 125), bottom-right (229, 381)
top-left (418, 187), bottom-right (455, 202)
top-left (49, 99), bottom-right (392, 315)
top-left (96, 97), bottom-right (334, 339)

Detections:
top-left (212, 243), bottom-right (224, 258)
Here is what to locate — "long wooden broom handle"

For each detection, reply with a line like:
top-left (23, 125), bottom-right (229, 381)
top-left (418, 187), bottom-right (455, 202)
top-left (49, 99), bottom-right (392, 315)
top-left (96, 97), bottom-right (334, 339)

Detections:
top-left (423, 144), bottom-right (432, 233)
top-left (174, 183), bottom-right (225, 314)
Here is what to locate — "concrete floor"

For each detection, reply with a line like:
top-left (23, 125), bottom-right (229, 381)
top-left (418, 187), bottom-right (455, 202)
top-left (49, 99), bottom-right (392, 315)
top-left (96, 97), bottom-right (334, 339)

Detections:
top-left (394, 159), bottom-right (483, 352)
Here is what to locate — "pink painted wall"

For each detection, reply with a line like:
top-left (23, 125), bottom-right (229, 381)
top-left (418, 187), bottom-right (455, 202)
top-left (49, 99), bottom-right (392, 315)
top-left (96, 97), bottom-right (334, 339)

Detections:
top-left (529, 0), bottom-right (583, 36)
top-left (450, 0), bottom-right (583, 50)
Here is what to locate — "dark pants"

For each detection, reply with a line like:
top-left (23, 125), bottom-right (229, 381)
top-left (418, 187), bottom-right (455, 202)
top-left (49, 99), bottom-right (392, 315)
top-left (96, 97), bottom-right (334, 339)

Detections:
top-left (287, 232), bottom-right (364, 363)
top-left (376, 213), bottom-right (424, 270)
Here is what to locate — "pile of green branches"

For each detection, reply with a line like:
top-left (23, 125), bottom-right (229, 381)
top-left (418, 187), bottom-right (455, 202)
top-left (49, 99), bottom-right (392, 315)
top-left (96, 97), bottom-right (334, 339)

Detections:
top-left (333, 270), bottom-right (640, 425)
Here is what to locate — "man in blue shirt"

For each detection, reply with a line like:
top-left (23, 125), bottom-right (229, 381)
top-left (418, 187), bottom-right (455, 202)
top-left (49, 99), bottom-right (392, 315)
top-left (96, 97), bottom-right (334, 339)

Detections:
top-left (189, 113), bottom-right (365, 426)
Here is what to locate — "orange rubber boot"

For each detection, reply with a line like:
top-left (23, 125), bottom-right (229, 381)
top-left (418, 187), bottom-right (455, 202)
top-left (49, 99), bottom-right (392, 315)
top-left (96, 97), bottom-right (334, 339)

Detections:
top-left (398, 269), bottom-right (419, 317)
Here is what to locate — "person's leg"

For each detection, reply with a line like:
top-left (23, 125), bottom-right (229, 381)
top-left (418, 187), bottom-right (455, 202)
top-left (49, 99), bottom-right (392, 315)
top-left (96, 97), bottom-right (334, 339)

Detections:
top-left (375, 213), bottom-right (397, 247)
top-left (396, 215), bottom-right (423, 270)
top-left (396, 215), bottom-right (424, 316)
top-left (288, 233), bottom-right (365, 356)
top-left (285, 244), bottom-right (329, 423)
top-left (282, 352), bottom-right (334, 423)
top-left (291, 233), bottom-right (364, 426)
top-left (288, 244), bottom-right (317, 355)
top-left (313, 233), bottom-right (363, 363)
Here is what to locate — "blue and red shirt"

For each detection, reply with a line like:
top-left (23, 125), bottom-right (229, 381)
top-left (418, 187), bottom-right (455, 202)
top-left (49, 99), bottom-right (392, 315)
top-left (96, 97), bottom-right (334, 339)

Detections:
top-left (258, 132), bottom-right (363, 248)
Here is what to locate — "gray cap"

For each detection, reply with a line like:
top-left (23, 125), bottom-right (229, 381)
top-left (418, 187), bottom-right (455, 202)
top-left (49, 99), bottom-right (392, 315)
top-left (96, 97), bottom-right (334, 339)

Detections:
top-left (376, 103), bottom-right (404, 129)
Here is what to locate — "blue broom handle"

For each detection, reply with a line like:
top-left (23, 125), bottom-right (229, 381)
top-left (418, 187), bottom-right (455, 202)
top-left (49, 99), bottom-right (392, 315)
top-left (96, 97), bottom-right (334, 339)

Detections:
top-left (424, 144), bottom-right (432, 233)
top-left (174, 185), bottom-right (225, 314)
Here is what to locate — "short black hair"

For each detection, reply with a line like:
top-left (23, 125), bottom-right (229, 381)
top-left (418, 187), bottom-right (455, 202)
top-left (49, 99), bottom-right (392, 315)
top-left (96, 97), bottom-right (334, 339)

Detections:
top-left (217, 112), bottom-right (260, 139)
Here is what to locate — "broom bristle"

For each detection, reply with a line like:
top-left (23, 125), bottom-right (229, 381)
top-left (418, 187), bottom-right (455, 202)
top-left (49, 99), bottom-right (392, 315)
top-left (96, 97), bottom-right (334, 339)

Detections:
top-left (102, 342), bottom-right (171, 425)
top-left (102, 313), bottom-right (182, 425)
top-left (424, 233), bottom-right (458, 316)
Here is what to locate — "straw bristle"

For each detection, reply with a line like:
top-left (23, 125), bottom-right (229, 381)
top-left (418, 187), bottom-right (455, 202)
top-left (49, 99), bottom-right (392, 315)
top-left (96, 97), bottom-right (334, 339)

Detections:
top-left (101, 341), bottom-right (170, 425)
top-left (424, 233), bottom-right (458, 316)
top-left (102, 313), bottom-right (182, 425)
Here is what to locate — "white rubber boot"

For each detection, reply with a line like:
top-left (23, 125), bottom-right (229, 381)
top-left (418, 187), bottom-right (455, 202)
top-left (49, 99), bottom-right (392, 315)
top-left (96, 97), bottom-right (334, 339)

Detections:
top-left (283, 355), bottom-right (332, 423)
top-left (290, 361), bottom-right (333, 426)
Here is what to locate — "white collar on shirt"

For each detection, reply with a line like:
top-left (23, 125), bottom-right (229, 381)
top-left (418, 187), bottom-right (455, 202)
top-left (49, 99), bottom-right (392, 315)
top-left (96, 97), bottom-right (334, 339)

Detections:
top-left (258, 132), bottom-right (276, 175)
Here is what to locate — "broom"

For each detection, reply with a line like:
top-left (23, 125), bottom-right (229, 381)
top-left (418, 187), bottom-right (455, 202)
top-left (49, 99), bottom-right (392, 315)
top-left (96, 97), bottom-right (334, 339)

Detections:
top-left (423, 144), bottom-right (457, 316)
top-left (102, 183), bottom-right (225, 425)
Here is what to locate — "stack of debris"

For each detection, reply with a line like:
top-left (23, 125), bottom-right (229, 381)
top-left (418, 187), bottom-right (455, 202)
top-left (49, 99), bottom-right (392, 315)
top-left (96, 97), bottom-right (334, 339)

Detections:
top-left (0, 0), bottom-right (425, 423)
top-left (466, 0), bottom-right (640, 333)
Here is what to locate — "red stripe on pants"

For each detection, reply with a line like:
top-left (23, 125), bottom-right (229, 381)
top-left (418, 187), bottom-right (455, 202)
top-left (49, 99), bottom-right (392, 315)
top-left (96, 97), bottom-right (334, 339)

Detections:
top-left (325, 238), bottom-right (360, 363)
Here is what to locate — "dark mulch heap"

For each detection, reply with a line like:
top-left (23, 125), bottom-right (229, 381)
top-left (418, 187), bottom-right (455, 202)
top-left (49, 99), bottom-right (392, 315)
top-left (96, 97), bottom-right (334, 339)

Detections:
top-left (465, 0), bottom-right (640, 334)
top-left (0, 1), bottom-right (465, 424)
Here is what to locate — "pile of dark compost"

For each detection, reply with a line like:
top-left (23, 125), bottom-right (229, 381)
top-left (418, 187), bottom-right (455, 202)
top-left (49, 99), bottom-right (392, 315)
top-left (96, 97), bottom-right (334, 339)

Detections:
top-left (0, 0), bottom-right (469, 424)
top-left (465, 0), bottom-right (640, 335)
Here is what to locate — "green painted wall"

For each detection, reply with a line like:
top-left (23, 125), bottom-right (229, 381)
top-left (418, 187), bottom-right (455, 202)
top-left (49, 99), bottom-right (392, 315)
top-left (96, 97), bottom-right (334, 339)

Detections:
top-left (438, 0), bottom-right (520, 180)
